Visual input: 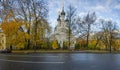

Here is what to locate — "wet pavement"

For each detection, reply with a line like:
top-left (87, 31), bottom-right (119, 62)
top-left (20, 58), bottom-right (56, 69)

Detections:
top-left (0, 53), bottom-right (120, 70)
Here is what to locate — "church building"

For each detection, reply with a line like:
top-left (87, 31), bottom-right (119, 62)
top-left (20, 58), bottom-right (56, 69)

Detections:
top-left (53, 4), bottom-right (76, 49)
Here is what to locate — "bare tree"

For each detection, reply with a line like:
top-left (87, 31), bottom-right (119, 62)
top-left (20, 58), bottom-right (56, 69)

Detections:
top-left (100, 19), bottom-right (118, 52)
top-left (0, 0), bottom-right (15, 21)
top-left (67, 4), bottom-right (76, 49)
top-left (73, 12), bottom-right (96, 49)
top-left (84, 12), bottom-right (96, 48)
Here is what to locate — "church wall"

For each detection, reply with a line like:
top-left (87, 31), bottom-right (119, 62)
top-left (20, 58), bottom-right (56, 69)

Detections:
top-left (0, 33), bottom-right (6, 50)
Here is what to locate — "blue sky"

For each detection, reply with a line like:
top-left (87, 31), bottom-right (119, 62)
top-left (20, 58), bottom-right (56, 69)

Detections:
top-left (47, 0), bottom-right (120, 30)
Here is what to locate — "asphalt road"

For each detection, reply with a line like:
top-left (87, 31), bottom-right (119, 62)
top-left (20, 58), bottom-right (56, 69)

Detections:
top-left (0, 53), bottom-right (120, 70)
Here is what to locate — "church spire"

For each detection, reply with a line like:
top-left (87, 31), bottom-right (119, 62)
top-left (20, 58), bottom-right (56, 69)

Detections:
top-left (62, 1), bottom-right (64, 11)
top-left (61, 1), bottom-right (65, 15)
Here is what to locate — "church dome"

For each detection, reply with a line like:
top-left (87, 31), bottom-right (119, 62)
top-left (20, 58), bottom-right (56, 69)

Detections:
top-left (61, 9), bottom-right (65, 15)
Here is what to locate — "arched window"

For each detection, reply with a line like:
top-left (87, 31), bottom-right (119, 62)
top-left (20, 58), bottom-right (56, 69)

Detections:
top-left (2, 40), bottom-right (4, 44)
top-left (1, 35), bottom-right (4, 37)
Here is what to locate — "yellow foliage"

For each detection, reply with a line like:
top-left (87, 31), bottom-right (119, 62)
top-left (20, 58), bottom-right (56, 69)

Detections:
top-left (15, 43), bottom-right (24, 49)
top-left (52, 40), bottom-right (58, 49)
top-left (0, 19), bottom-right (28, 49)
top-left (89, 40), bottom-right (96, 46)
top-left (25, 33), bottom-right (30, 40)
top-left (112, 39), bottom-right (120, 50)
top-left (1, 20), bottom-right (22, 35)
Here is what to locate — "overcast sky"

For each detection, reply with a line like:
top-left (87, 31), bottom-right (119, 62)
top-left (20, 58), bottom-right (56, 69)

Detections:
top-left (47, 0), bottom-right (120, 30)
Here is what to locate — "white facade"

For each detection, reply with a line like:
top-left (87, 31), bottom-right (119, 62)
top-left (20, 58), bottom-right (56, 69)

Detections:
top-left (54, 6), bottom-right (76, 49)
top-left (0, 32), bottom-right (6, 50)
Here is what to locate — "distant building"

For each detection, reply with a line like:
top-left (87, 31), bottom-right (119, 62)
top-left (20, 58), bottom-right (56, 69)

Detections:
top-left (53, 3), bottom-right (76, 49)
top-left (0, 29), bottom-right (6, 50)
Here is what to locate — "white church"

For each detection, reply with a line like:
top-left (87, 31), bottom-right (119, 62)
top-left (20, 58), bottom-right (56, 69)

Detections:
top-left (52, 4), bottom-right (76, 49)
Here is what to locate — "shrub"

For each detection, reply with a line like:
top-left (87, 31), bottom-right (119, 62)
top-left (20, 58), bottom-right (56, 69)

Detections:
top-left (75, 44), bottom-right (80, 50)
top-left (52, 40), bottom-right (58, 50)
top-left (63, 41), bottom-right (68, 50)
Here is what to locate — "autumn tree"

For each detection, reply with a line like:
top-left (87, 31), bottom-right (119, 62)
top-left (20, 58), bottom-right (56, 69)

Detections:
top-left (16, 0), bottom-right (49, 50)
top-left (0, 0), bottom-right (30, 50)
top-left (0, 15), bottom-right (27, 50)
top-left (93, 32), bottom-right (103, 49)
top-left (31, 19), bottom-right (51, 50)
top-left (0, 0), bottom-right (50, 51)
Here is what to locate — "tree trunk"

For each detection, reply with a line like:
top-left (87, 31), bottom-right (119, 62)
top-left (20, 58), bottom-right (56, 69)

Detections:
top-left (27, 29), bottom-right (30, 49)
top-left (109, 35), bottom-right (112, 53)
top-left (86, 24), bottom-right (90, 49)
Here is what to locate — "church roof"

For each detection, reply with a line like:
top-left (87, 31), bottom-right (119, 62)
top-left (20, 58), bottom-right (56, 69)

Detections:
top-left (61, 9), bottom-right (65, 15)
top-left (61, 3), bottom-right (65, 16)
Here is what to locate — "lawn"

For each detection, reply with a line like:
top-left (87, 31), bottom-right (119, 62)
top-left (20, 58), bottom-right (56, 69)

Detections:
top-left (11, 49), bottom-right (113, 54)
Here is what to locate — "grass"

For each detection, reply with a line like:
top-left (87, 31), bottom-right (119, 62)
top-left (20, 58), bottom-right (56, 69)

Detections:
top-left (11, 49), bottom-right (114, 54)
top-left (12, 50), bottom-right (71, 53)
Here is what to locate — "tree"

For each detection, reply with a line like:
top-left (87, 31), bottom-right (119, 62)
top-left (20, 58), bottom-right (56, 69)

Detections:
top-left (93, 32), bottom-right (103, 49)
top-left (1, 17), bottom-right (25, 50)
top-left (0, 0), bottom-right (14, 21)
top-left (84, 12), bottom-right (96, 48)
top-left (67, 4), bottom-right (76, 49)
top-left (73, 12), bottom-right (96, 49)
top-left (16, 0), bottom-right (49, 50)
top-left (100, 19), bottom-right (118, 52)
top-left (0, 0), bottom-right (30, 50)
top-left (0, 0), bottom-right (50, 51)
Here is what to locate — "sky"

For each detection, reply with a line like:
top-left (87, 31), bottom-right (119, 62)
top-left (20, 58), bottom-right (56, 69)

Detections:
top-left (47, 0), bottom-right (120, 30)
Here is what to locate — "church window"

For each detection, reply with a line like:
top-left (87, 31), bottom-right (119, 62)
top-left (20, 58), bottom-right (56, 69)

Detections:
top-left (1, 35), bottom-right (4, 37)
top-left (1, 40), bottom-right (4, 44)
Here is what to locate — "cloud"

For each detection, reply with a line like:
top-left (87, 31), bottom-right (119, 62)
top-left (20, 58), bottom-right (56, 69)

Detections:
top-left (115, 5), bottom-right (120, 9)
top-left (78, 12), bottom-right (86, 17)
top-left (49, 18), bottom-right (57, 31)
top-left (91, 5), bottom-right (106, 12)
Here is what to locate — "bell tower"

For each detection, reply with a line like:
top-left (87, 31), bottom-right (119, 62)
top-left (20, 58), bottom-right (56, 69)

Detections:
top-left (60, 1), bottom-right (65, 21)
